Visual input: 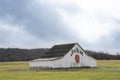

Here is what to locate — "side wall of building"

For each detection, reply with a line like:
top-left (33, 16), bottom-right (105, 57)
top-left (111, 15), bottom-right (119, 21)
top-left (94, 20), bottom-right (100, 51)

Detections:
top-left (29, 44), bottom-right (97, 68)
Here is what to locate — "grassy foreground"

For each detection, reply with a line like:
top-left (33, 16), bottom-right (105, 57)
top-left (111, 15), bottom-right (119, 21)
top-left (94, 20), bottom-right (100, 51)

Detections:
top-left (0, 60), bottom-right (120, 80)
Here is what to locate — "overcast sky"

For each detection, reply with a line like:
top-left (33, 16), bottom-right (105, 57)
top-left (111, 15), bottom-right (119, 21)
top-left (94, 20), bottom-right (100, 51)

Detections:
top-left (0, 0), bottom-right (120, 53)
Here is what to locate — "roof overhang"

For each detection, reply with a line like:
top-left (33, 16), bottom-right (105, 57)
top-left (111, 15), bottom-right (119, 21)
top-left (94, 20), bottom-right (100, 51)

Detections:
top-left (30, 57), bottom-right (62, 62)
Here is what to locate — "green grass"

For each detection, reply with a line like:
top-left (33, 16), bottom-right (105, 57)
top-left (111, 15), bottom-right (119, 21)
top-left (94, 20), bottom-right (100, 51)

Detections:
top-left (0, 60), bottom-right (120, 80)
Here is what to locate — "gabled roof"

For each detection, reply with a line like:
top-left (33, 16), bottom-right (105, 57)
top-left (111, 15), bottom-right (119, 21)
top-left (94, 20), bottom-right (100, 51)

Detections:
top-left (41, 43), bottom-right (76, 58)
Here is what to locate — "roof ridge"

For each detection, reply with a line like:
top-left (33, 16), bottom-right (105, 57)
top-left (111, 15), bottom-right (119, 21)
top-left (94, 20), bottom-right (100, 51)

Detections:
top-left (54, 43), bottom-right (78, 46)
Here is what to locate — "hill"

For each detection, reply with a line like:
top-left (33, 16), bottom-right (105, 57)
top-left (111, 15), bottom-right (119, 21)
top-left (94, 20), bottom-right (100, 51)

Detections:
top-left (0, 48), bottom-right (120, 62)
top-left (0, 48), bottom-right (49, 62)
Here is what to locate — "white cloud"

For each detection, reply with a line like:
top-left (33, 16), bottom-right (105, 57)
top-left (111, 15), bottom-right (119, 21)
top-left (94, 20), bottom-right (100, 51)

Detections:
top-left (34, 0), bottom-right (73, 5)
top-left (40, 0), bottom-right (120, 43)
top-left (59, 9), bottom-right (118, 42)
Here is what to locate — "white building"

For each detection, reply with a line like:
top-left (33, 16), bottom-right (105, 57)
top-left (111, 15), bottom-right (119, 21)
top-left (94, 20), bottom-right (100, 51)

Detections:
top-left (29, 43), bottom-right (97, 69)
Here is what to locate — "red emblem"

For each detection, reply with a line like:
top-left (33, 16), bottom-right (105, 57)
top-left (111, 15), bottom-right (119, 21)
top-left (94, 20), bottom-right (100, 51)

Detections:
top-left (75, 55), bottom-right (80, 63)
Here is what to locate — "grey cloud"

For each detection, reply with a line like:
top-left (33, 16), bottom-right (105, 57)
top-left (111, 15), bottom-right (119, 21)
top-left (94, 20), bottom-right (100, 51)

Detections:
top-left (0, 0), bottom-right (76, 41)
top-left (0, 0), bottom-right (31, 26)
top-left (25, 1), bottom-right (77, 40)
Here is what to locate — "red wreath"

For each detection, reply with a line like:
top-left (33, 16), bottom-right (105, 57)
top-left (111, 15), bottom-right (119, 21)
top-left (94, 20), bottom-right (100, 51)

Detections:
top-left (75, 55), bottom-right (80, 63)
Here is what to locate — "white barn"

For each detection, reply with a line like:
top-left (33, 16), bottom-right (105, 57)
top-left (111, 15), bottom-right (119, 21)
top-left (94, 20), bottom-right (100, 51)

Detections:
top-left (29, 43), bottom-right (97, 69)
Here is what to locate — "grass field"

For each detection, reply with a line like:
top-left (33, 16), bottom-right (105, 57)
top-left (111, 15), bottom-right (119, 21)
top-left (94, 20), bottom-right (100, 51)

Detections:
top-left (0, 60), bottom-right (120, 80)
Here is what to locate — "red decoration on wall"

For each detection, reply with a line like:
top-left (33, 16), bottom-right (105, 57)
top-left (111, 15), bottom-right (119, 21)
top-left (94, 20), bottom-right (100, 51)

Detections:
top-left (75, 55), bottom-right (80, 63)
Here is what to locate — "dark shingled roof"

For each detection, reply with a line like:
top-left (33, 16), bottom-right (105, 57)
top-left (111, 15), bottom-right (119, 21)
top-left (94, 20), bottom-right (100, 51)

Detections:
top-left (41, 43), bottom-right (76, 58)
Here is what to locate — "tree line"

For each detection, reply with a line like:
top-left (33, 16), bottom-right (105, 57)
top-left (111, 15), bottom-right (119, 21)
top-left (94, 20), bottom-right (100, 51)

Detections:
top-left (0, 48), bottom-right (49, 62)
top-left (0, 48), bottom-right (120, 62)
top-left (85, 50), bottom-right (120, 60)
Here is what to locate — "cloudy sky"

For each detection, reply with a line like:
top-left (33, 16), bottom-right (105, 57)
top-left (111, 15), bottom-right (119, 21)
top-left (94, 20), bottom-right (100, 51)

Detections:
top-left (0, 0), bottom-right (120, 53)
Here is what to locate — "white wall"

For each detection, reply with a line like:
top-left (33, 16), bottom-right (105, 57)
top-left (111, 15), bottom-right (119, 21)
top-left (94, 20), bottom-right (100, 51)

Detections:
top-left (29, 44), bottom-right (97, 68)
